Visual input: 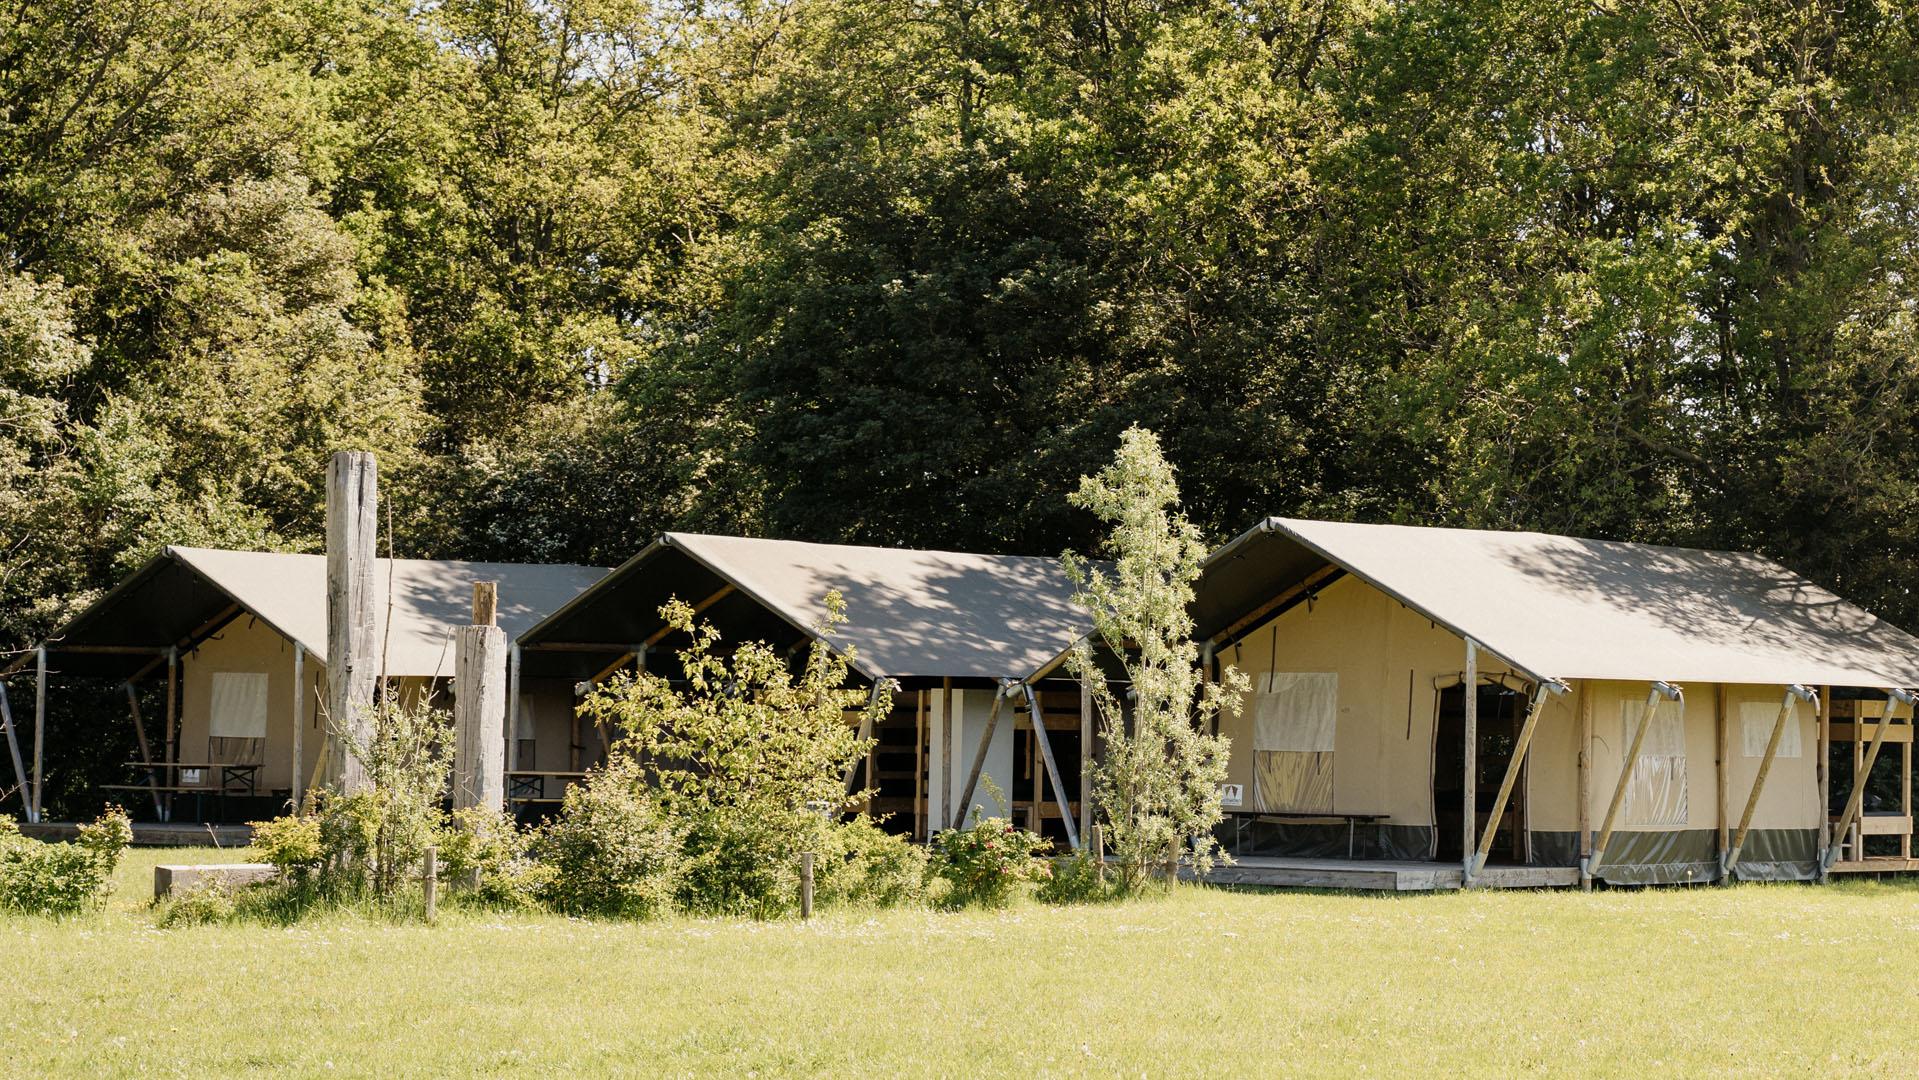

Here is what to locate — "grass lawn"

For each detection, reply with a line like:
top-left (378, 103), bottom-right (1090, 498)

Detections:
top-left (6, 847), bottom-right (1919, 1077)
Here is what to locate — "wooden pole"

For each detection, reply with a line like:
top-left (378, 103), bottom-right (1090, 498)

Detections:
top-left (507, 644), bottom-right (522, 774)
top-left (1079, 669), bottom-right (1094, 842)
top-left (325, 450), bottom-right (380, 793)
top-left (843, 682), bottom-right (885, 798)
top-left (1468, 683), bottom-right (1552, 883)
top-left (800, 851), bottom-right (815, 919)
top-left (913, 690), bottom-right (926, 841)
top-left (124, 683), bottom-right (164, 818)
top-left (939, 677), bottom-right (954, 832)
top-left (1824, 690), bottom-right (1905, 873)
top-left (1025, 684), bottom-right (1080, 850)
top-left (1576, 680), bottom-right (1593, 890)
top-left (423, 846), bottom-right (438, 923)
top-left (1090, 822), bottom-right (1105, 884)
top-left (1589, 683), bottom-right (1679, 880)
top-left (1727, 687), bottom-right (1810, 878)
top-left (291, 643), bottom-right (305, 811)
top-left (1817, 686), bottom-right (1831, 854)
top-left (1715, 683), bottom-right (1729, 877)
top-left (1461, 639), bottom-right (1477, 877)
top-left (452, 622), bottom-right (508, 813)
top-left (471, 581), bottom-right (498, 628)
top-left (163, 645), bottom-right (177, 814)
top-left (0, 682), bottom-right (33, 819)
top-left (31, 644), bottom-right (46, 822)
top-left (951, 684), bottom-right (1005, 828)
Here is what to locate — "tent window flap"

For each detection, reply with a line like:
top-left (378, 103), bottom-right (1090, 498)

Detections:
top-left (1622, 698), bottom-right (1687, 826)
top-left (1253, 673), bottom-right (1336, 812)
top-left (209, 672), bottom-right (270, 739)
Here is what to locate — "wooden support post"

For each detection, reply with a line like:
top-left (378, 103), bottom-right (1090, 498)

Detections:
top-left (0, 682), bottom-right (29, 819)
top-left (471, 581), bottom-right (498, 628)
top-left (800, 851), bottom-right (815, 919)
top-left (939, 677), bottom-right (954, 833)
top-left (1091, 823), bottom-right (1105, 884)
top-left (843, 681), bottom-right (885, 798)
top-left (507, 644), bottom-right (522, 774)
top-left (453, 601), bottom-right (508, 812)
top-left (31, 644), bottom-right (46, 822)
top-left (1025, 684), bottom-right (1080, 850)
top-left (1726, 687), bottom-right (1812, 879)
top-left (1577, 681), bottom-right (1592, 890)
top-left (913, 689), bottom-right (926, 841)
top-left (1818, 686), bottom-right (1831, 853)
top-left (1824, 689), bottom-right (1907, 873)
top-left (163, 644), bottom-right (178, 805)
top-left (1080, 670), bottom-right (1094, 843)
top-left (325, 450), bottom-right (380, 793)
top-left (1715, 683), bottom-right (1729, 876)
top-left (1468, 683), bottom-right (1554, 883)
top-left (1461, 639), bottom-right (1477, 878)
top-left (1589, 683), bottom-right (1680, 880)
top-left (423, 846), bottom-right (438, 923)
top-left (291, 643), bottom-right (306, 811)
top-left (951, 684), bottom-right (1005, 828)
top-left (124, 683), bottom-right (164, 818)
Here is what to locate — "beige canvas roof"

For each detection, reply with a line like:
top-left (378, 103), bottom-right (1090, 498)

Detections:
top-left (521, 533), bottom-right (1091, 682)
top-left (1199, 518), bottom-right (1919, 689)
top-left (41, 547), bottom-right (606, 679)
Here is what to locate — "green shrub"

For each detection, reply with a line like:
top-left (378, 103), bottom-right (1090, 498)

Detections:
top-left (814, 817), bottom-right (927, 909)
top-left (1035, 851), bottom-right (1115, 905)
top-left (438, 807), bottom-right (552, 910)
top-left (534, 756), bottom-right (681, 918)
top-left (0, 807), bottom-right (133, 916)
top-left (927, 815), bottom-right (1051, 909)
top-left (674, 810), bottom-right (799, 918)
top-left (251, 813), bottom-right (326, 879)
top-left (154, 878), bottom-right (240, 927)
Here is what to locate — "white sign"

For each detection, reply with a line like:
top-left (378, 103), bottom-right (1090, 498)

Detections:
top-left (1219, 783), bottom-right (1244, 808)
top-left (181, 768), bottom-right (203, 786)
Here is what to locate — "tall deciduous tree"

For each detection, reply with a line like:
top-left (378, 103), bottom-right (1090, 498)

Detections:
top-left (1065, 426), bottom-right (1244, 889)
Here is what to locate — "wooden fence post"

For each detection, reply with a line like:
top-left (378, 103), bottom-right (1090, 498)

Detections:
top-left (423, 845), bottom-right (438, 922)
top-left (800, 851), bottom-right (815, 919)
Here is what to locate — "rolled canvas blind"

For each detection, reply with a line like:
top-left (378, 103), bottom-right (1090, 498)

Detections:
top-left (1622, 698), bottom-right (1687, 826)
top-left (1253, 673), bottom-right (1336, 812)
top-left (209, 672), bottom-right (270, 739)
top-left (1739, 700), bottom-right (1805, 759)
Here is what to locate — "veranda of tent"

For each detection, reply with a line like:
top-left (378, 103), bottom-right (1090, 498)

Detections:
top-left (1196, 518), bottom-right (1919, 887)
top-left (0, 547), bottom-right (604, 825)
top-left (515, 532), bottom-right (1101, 844)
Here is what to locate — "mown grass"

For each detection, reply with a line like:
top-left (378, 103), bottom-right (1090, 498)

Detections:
top-left (6, 846), bottom-right (1919, 1077)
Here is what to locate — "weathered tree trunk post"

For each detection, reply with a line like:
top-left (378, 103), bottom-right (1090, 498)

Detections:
top-left (453, 581), bottom-right (506, 813)
top-left (326, 450), bottom-right (380, 793)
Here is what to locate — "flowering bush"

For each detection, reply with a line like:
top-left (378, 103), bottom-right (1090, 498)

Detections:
top-left (928, 815), bottom-right (1051, 909)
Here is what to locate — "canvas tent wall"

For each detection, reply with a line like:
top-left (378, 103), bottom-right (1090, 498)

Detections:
top-left (5, 546), bottom-right (605, 821)
top-left (516, 532), bottom-right (1096, 840)
top-left (1196, 518), bottom-right (1919, 885)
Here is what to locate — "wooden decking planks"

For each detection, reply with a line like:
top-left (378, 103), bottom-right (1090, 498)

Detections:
top-left (1200, 857), bottom-right (1579, 892)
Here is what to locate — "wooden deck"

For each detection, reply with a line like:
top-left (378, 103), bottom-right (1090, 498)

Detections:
top-left (20, 821), bottom-right (254, 847)
top-left (1198, 856), bottom-right (1579, 892)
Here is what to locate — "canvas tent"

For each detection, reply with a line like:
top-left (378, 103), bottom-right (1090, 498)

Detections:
top-left (517, 533), bottom-right (1098, 842)
top-left (1197, 518), bottom-right (1919, 886)
top-left (2, 547), bottom-right (604, 823)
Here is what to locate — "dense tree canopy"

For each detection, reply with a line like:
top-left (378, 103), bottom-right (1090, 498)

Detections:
top-left (4, 0), bottom-right (1918, 659)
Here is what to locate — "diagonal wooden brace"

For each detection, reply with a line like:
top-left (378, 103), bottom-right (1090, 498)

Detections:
top-left (1587, 681), bottom-right (1683, 881)
top-left (1467, 680), bottom-right (1565, 884)
top-left (1725, 685), bottom-right (1816, 879)
top-left (1823, 687), bottom-right (1913, 874)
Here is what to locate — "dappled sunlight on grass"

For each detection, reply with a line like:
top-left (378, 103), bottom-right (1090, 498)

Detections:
top-left (4, 849), bottom-right (1918, 1075)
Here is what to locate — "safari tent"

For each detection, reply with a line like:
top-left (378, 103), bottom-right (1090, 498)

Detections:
top-left (1, 547), bottom-right (604, 826)
top-left (1196, 518), bottom-right (1919, 890)
top-left (515, 533), bottom-right (1097, 843)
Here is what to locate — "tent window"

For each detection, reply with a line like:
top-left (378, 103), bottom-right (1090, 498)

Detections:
top-left (1622, 698), bottom-right (1687, 826)
top-left (1253, 673), bottom-right (1336, 812)
top-left (1739, 700), bottom-right (1804, 759)
top-left (209, 672), bottom-right (269, 740)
